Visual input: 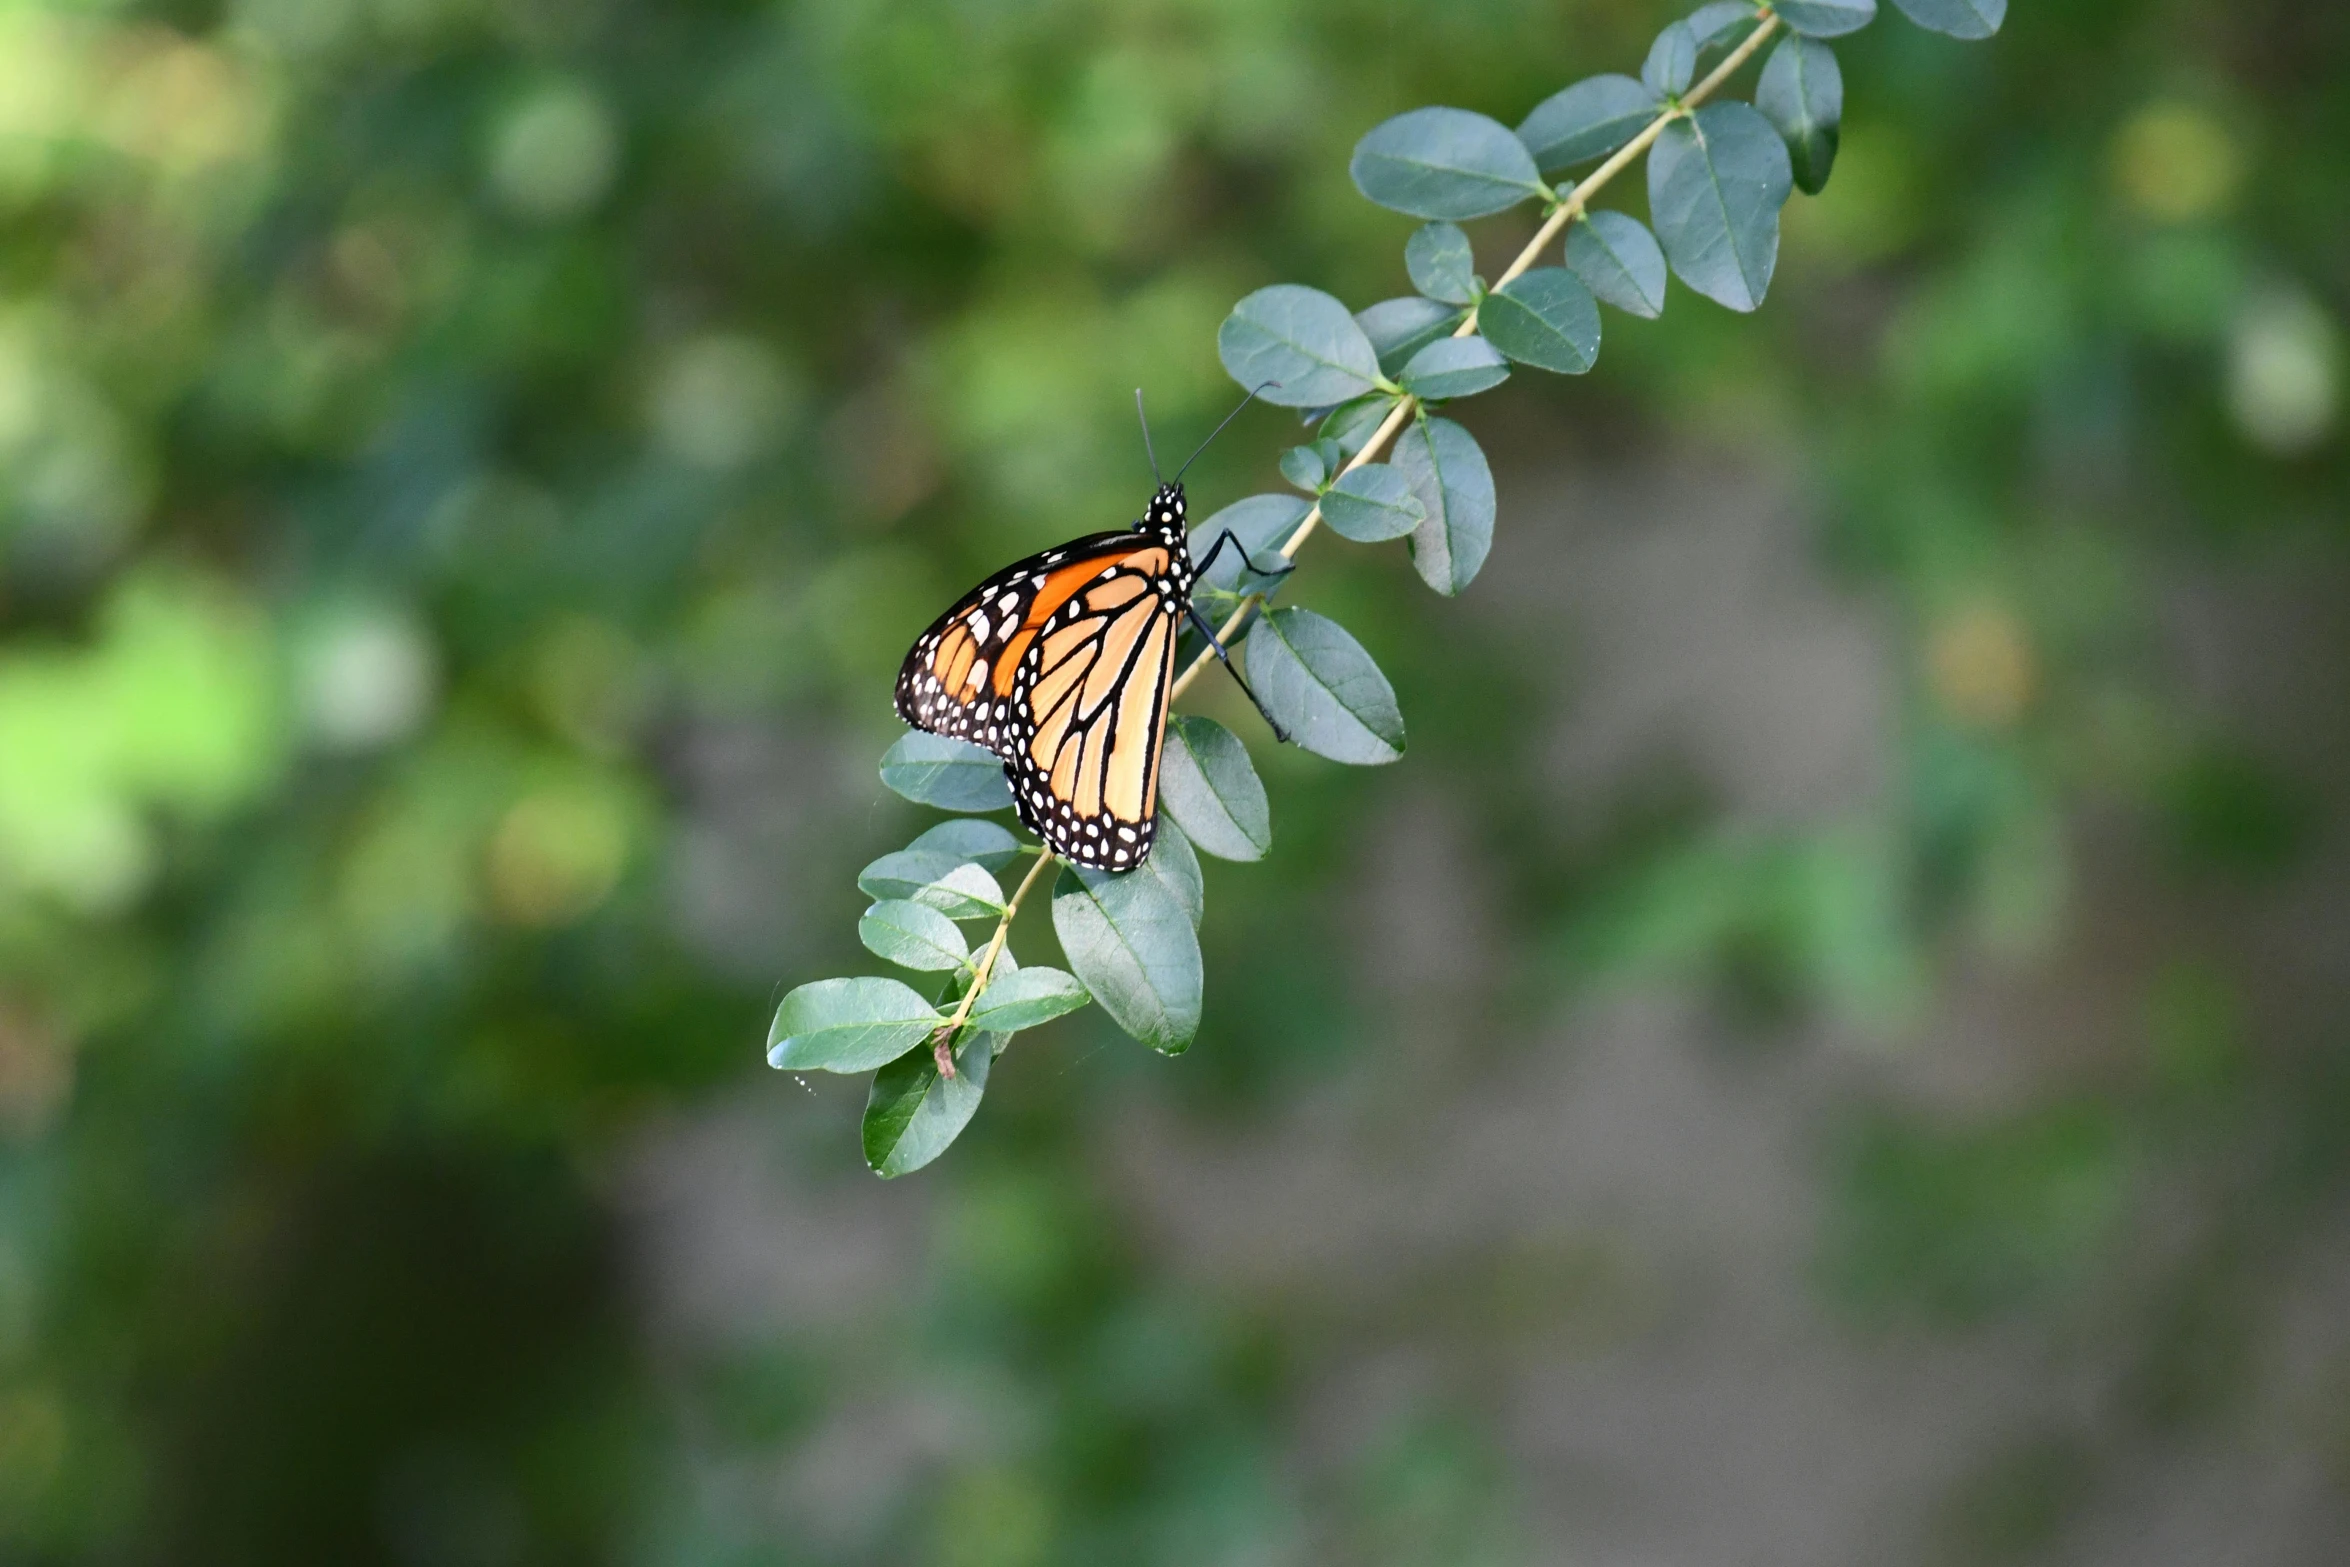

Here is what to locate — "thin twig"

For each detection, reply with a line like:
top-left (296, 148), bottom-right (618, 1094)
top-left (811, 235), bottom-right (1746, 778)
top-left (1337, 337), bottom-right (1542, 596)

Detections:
top-left (932, 847), bottom-right (1057, 1077)
top-left (1167, 8), bottom-right (1783, 704)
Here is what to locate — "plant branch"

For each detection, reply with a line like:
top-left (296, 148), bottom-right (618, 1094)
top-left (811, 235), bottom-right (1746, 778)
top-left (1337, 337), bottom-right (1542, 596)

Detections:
top-left (932, 846), bottom-right (1057, 1077)
top-left (1167, 7), bottom-right (1783, 706)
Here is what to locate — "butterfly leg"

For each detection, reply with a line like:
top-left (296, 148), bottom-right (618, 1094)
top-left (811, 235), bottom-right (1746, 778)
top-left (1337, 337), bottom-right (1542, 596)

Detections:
top-left (1186, 603), bottom-right (1290, 743)
top-left (1189, 528), bottom-right (1298, 588)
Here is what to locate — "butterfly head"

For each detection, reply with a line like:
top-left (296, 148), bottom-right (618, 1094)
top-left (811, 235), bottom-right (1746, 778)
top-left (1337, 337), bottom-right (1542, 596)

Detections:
top-left (1145, 482), bottom-right (1188, 545)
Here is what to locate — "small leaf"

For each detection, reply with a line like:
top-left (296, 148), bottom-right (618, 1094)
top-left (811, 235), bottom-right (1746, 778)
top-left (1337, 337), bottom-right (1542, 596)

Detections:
top-left (1147, 816), bottom-right (1205, 929)
top-left (1190, 494), bottom-right (1308, 596)
top-left (1158, 715), bottom-right (1272, 861)
top-left (1565, 210), bottom-right (1669, 318)
top-left (879, 732), bottom-right (1012, 813)
top-left (1648, 102), bottom-right (1792, 313)
top-left (1399, 335), bottom-right (1511, 401)
top-left (1218, 285), bottom-right (1383, 408)
top-left (1478, 267), bottom-right (1602, 374)
top-left (913, 862), bottom-right (1007, 921)
top-left (858, 899), bottom-right (971, 972)
top-left (1405, 222), bottom-right (1478, 306)
top-left (1758, 36), bottom-right (1843, 195)
top-left (767, 977), bottom-right (941, 1073)
top-left (1312, 438), bottom-right (1346, 475)
top-left (907, 818), bottom-right (1023, 872)
top-left (1349, 106), bottom-right (1549, 221)
top-left (1355, 297), bottom-right (1467, 377)
top-left (1248, 607), bottom-right (1405, 766)
top-left (1643, 21), bottom-right (1697, 98)
top-left (1392, 416), bottom-right (1497, 597)
top-left (967, 966), bottom-right (1092, 1033)
top-left (1888, 0), bottom-right (2002, 40)
top-left (1279, 444), bottom-right (1329, 492)
top-left (1516, 75), bottom-right (1655, 175)
top-left (1775, 0), bottom-right (1878, 37)
top-left (1319, 395), bottom-right (1398, 456)
top-left (1319, 463), bottom-right (1427, 544)
top-left (863, 1028), bottom-right (994, 1177)
top-left (1052, 862), bottom-right (1202, 1054)
top-left (858, 848), bottom-right (963, 903)
top-left (1686, 1), bottom-right (1761, 47)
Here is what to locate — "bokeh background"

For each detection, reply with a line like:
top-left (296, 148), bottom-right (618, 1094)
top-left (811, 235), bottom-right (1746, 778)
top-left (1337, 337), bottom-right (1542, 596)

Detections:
top-left (1, 0), bottom-right (2346, 1561)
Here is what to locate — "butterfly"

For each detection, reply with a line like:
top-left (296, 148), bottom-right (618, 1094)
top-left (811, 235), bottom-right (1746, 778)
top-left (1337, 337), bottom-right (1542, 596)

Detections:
top-left (894, 391), bottom-right (1287, 871)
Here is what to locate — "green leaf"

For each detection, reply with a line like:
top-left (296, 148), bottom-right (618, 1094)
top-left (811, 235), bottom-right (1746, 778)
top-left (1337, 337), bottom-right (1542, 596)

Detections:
top-left (1392, 416), bottom-right (1497, 597)
top-left (857, 899), bottom-right (971, 972)
top-left (1355, 297), bottom-right (1467, 378)
top-left (1648, 102), bottom-right (1792, 313)
top-left (1052, 861), bottom-right (1202, 1054)
top-left (1399, 336), bottom-right (1511, 401)
top-left (1218, 285), bottom-right (1383, 408)
top-left (1349, 106), bottom-right (1549, 221)
top-left (1889, 0), bottom-right (2002, 39)
top-left (1311, 437), bottom-right (1346, 476)
top-left (907, 818), bottom-right (1023, 872)
top-left (1319, 463), bottom-right (1427, 544)
top-left (1318, 394), bottom-right (1399, 457)
top-left (1643, 21), bottom-right (1698, 97)
top-left (1758, 36), bottom-right (1843, 195)
top-left (1775, 0), bottom-right (1877, 38)
top-left (1564, 210), bottom-right (1669, 318)
top-left (967, 966), bottom-right (1091, 1032)
top-left (913, 862), bottom-right (1007, 920)
top-left (1247, 607), bottom-right (1405, 766)
top-left (879, 732), bottom-right (1012, 813)
top-left (858, 848), bottom-right (961, 903)
top-left (1478, 268), bottom-right (1602, 374)
top-left (1189, 494), bottom-right (1308, 597)
top-left (1158, 715), bottom-right (1272, 861)
top-left (1405, 222), bottom-right (1478, 306)
top-left (767, 977), bottom-right (941, 1073)
top-left (1279, 444), bottom-right (1328, 492)
top-left (1148, 815), bottom-right (1206, 929)
top-left (1516, 75), bottom-right (1655, 175)
top-left (1686, 1), bottom-right (1761, 47)
top-left (863, 1028), bottom-right (994, 1177)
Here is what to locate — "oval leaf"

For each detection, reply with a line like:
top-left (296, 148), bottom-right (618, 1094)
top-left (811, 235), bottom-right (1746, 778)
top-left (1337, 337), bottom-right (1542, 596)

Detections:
top-left (913, 861), bottom-right (1007, 920)
top-left (1319, 463), bottom-right (1427, 544)
top-left (1051, 862), bottom-right (1202, 1054)
top-left (858, 848), bottom-right (962, 904)
top-left (1643, 21), bottom-right (1698, 98)
top-left (1516, 74), bottom-right (1656, 176)
top-left (1190, 493), bottom-right (1309, 597)
top-left (1758, 36), bottom-right (1843, 195)
top-left (858, 899), bottom-right (970, 972)
top-left (908, 818), bottom-right (1023, 872)
top-left (1564, 210), bottom-right (1669, 319)
top-left (768, 977), bottom-right (941, 1073)
top-left (1148, 816), bottom-right (1205, 929)
top-left (1775, 0), bottom-right (1878, 37)
top-left (1218, 285), bottom-right (1382, 408)
top-left (1405, 222), bottom-right (1478, 306)
top-left (1248, 607), bottom-right (1405, 766)
top-left (967, 966), bottom-right (1092, 1033)
top-left (1392, 415), bottom-right (1497, 597)
top-left (1686, 1), bottom-right (1762, 48)
top-left (1647, 102), bottom-right (1792, 313)
top-left (863, 1028), bottom-right (994, 1178)
top-left (1350, 106), bottom-right (1548, 221)
top-left (1478, 268), bottom-right (1602, 374)
top-left (1356, 297), bottom-right (1467, 378)
top-left (1279, 444), bottom-right (1328, 492)
top-left (1889, 0), bottom-right (2002, 39)
top-left (1318, 394), bottom-right (1401, 457)
top-left (879, 732), bottom-right (1013, 813)
top-left (1157, 715), bottom-right (1272, 861)
top-left (1399, 335), bottom-right (1511, 401)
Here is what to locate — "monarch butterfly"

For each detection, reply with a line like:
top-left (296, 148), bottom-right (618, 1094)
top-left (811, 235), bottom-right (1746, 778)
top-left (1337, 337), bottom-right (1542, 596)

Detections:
top-left (894, 390), bottom-right (1285, 871)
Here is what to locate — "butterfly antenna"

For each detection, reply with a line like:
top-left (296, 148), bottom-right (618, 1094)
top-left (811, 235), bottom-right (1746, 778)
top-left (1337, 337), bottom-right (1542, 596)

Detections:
top-left (1135, 388), bottom-right (1162, 485)
top-left (1174, 381), bottom-right (1280, 482)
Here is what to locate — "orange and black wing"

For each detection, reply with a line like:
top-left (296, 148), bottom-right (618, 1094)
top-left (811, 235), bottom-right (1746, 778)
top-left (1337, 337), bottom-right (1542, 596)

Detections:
top-left (897, 534), bottom-right (1182, 870)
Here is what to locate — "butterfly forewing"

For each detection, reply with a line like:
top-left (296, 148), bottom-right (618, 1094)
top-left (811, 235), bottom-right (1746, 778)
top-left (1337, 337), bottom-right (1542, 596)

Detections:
top-left (895, 488), bottom-right (1195, 871)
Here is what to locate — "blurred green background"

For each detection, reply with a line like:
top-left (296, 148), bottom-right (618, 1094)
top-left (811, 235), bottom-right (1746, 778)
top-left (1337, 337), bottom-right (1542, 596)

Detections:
top-left (1, 0), bottom-right (2346, 1562)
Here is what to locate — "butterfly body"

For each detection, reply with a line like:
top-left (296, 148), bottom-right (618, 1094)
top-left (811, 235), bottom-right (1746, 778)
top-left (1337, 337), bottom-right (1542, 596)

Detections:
top-left (896, 484), bottom-right (1194, 870)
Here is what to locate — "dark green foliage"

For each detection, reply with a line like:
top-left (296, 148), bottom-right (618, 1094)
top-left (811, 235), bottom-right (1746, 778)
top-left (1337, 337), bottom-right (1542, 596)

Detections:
top-left (1053, 861), bottom-right (1203, 1053)
top-left (1357, 297), bottom-right (1470, 376)
top-left (1642, 21), bottom-right (1699, 99)
top-left (1248, 608), bottom-right (1407, 765)
top-left (1393, 417), bottom-right (1498, 595)
top-left (1400, 336), bottom-right (1513, 400)
top-left (1517, 75), bottom-right (1656, 175)
top-left (1758, 36), bottom-right (1844, 195)
top-left (1648, 103), bottom-right (1793, 311)
top-left (880, 733), bottom-right (1015, 812)
top-left (864, 1027), bottom-right (996, 1177)
top-left (1479, 269), bottom-right (1604, 373)
top-left (1350, 107), bottom-right (1551, 219)
top-left (1776, 0), bottom-right (1878, 36)
top-left (1891, 0), bottom-right (2005, 39)
top-left (1405, 222), bottom-right (1480, 306)
top-left (1220, 285), bottom-right (1385, 407)
top-left (1159, 717), bottom-right (1275, 860)
top-left (1565, 211), bottom-right (1670, 318)
top-left (767, 978), bottom-right (943, 1073)
top-left (1320, 464), bottom-right (1429, 543)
